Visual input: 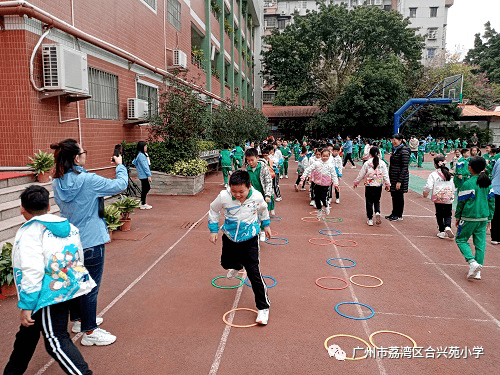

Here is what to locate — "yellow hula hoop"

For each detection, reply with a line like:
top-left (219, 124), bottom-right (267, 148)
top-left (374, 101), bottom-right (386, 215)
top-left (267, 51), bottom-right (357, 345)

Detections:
top-left (324, 334), bottom-right (371, 361)
top-left (369, 330), bottom-right (417, 349)
top-left (349, 274), bottom-right (384, 288)
top-left (301, 216), bottom-right (321, 222)
top-left (222, 307), bottom-right (258, 328)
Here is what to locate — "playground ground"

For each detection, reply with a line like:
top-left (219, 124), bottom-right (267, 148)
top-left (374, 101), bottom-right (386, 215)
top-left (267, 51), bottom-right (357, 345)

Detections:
top-left (1, 154), bottom-right (499, 375)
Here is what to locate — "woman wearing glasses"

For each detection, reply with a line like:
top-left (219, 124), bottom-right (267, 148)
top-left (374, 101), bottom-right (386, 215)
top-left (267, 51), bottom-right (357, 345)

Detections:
top-left (51, 139), bottom-right (127, 346)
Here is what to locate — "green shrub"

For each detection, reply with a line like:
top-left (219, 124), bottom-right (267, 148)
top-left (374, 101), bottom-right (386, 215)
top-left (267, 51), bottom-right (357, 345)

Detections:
top-left (198, 140), bottom-right (217, 151)
top-left (0, 242), bottom-right (14, 286)
top-left (27, 150), bottom-right (55, 175)
top-left (104, 204), bottom-right (124, 231)
top-left (170, 159), bottom-right (208, 176)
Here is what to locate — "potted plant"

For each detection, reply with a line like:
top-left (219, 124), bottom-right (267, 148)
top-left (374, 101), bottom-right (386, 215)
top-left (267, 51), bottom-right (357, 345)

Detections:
top-left (27, 150), bottom-right (55, 183)
top-left (0, 242), bottom-right (16, 298)
top-left (103, 204), bottom-right (124, 240)
top-left (113, 195), bottom-right (140, 231)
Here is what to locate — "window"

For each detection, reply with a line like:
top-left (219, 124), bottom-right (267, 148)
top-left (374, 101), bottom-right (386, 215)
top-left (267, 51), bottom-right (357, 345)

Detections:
top-left (263, 91), bottom-right (276, 103)
top-left (141, 0), bottom-right (156, 11)
top-left (427, 48), bottom-right (436, 59)
top-left (384, 5), bottom-right (391, 11)
top-left (265, 17), bottom-right (277, 28)
top-left (137, 82), bottom-right (158, 117)
top-left (168, 0), bottom-right (181, 30)
top-left (278, 19), bottom-right (286, 30)
top-left (430, 7), bottom-right (438, 17)
top-left (86, 68), bottom-right (119, 120)
top-left (409, 7), bottom-right (417, 18)
top-left (427, 28), bottom-right (438, 40)
top-left (301, 1), bottom-right (307, 9)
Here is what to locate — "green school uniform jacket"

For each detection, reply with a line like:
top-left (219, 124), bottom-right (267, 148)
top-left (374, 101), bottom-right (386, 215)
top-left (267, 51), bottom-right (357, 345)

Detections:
top-left (455, 176), bottom-right (495, 221)
top-left (280, 146), bottom-right (291, 159)
top-left (220, 149), bottom-right (233, 167)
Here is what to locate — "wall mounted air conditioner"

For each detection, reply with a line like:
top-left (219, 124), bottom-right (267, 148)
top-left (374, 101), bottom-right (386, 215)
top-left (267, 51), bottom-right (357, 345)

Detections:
top-left (127, 98), bottom-right (148, 120)
top-left (173, 50), bottom-right (188, 69)
top-left (42, 44), bottom-right (89, 94)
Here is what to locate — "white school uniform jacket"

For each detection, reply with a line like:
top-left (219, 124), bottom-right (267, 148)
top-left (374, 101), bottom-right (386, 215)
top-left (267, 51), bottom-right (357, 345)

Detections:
top-left (353, 158), bottom-right (390, 187)
top-left (423, 170), bottom-right (455, 204)
top-left (208, 187), bottom-right (270, 242)
top-left (302, 160), bottom-right (339, 187)
top-left (330, 155), bottom-right (343, 178)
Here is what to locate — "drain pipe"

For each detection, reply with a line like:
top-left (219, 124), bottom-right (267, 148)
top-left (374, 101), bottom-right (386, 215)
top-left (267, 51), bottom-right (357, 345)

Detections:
top-left (0, 0), bottom-right (227, 104)
top-left (29, 27), bottom-right (50, 91)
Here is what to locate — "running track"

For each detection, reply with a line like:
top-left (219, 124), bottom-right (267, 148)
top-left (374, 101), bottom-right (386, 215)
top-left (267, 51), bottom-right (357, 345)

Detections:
top-left (0, 160), bottom-right (498, 374)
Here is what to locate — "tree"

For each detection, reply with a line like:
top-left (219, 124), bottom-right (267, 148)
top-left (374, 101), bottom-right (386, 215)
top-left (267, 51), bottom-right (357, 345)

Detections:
top-left (465, 21), bottom-right (500, 84)
top-left (262, 4), bottom-right (423, 107)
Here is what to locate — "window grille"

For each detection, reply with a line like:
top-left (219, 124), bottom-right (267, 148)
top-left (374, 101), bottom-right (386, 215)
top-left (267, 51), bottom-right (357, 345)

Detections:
top-left (137, 82), bottom-right (158, 117)
top-left (430, 7), bottom-right (438, 17)
top-left (85, 68), bottom-right (119, 120)
top-left (141, 0), bottom-right (156, 11)
top-left (409, 8), bottom-right (417, 18)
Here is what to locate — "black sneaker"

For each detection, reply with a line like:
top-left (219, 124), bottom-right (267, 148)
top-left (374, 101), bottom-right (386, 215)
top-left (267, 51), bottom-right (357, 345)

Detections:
top-left (385, 215), bottom-right (397, 221)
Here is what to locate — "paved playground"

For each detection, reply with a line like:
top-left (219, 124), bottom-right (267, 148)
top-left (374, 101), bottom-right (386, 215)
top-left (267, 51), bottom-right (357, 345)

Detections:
top-left (1, 158), bottom-right (499, 375)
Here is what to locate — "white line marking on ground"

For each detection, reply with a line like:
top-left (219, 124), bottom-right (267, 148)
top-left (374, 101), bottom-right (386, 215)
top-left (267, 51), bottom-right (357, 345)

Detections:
top-left (36, 211), bottom-right (209, 375)
top-left (376, 312), bottom-right (492, 323)
top-left (208, 283), bottom-right (245, 375)
top-left (407, 197), bottom-right (434, 213)
top-left (423, 262), bottom-right (500, 269)
top-left (402, 215), bottom-right (435, 218)
top-left (341, 179), bottom-right (500, 328)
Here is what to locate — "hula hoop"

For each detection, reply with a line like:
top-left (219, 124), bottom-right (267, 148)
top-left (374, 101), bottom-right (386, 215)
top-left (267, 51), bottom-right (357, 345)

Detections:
top-left (222, 307), bottom-right (258, 328)
top-left (301, 216), bottom-right (320, 222)
top-left (211, 275), bottom-right (245, 289)
top-left (315, 276), bottom-right (349, 290)
top-left (332, 239), bottom-right (358, 248)
top-left (349, 274), bottom-right (383, 288)
top-left (309, 211), bottom-right (319, 215)
top-left (324, 334), bottom-right (371, 361)
top-left (369, 330), bottom-right (417, 349)
top-left (327, 257), bottom-right (356, 269)
top-left (264, 237), bottom-right (288, 245)
top-left (270, 216), bottom-right (282, 222)
top-left (334, 302), bottom-right (375, 320)
top-left (318, 228), bottom-right (342, 237)
top-left (269, 230), bottom-right (279, 236)
top-left (308, 237), bottom-right (334, 246)
top-left (322, 217), bottom-right (343, 223)
top-left (244, 275), bottom-right (277, 288)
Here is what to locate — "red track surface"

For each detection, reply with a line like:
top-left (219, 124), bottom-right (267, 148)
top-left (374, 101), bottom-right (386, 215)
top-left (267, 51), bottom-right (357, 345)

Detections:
top-left (1, 163), bottom-right (499, 374)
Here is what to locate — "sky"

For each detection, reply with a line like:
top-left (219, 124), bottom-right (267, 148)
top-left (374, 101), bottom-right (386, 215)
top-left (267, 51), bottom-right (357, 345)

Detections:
top-left (446, 0), bottom-right (500, 58)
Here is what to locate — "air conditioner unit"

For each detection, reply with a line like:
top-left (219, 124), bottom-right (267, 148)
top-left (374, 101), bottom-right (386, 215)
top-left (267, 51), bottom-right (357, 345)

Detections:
top-left (127, 98), bottom-right (149, 120)
top-left (42, 44), bottom-right (89, 94)
top-left (173, 50), bottom-right (187, 69)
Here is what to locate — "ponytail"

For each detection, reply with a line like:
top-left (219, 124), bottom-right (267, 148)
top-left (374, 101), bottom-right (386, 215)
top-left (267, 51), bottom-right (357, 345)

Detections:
top-left (434, 156), bottom-right (451, 181)
top-left (50, 139), bottom-right (80, 179)
top-left (370, 146), bottom-right (379, 170)
top-left (468, 156), bottom-right (491, 188)
top-left (477, 172), bottom-right (491, 188)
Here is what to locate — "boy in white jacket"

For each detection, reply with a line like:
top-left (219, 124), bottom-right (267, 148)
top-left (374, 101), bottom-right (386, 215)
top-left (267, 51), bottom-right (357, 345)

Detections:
top-left (353, 147), bottom-right (390, 226)
top-left (330, 145), bottom-right (343, 204)
top-left (4, 186), bottom-right (94, 375)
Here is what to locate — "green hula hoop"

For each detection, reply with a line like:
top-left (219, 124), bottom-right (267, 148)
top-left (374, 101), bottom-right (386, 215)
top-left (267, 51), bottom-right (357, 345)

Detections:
top-left (211, 275), bottom-right (245, 289)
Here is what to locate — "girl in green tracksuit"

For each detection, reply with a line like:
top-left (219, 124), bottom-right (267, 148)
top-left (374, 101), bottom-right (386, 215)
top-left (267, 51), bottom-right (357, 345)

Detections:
top-left (455, 157), bottom-right (495, 280)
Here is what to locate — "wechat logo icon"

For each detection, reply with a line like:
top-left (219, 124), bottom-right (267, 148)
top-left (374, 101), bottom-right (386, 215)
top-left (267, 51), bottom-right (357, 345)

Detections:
top-left (327, 345), bottom-right (346, 361)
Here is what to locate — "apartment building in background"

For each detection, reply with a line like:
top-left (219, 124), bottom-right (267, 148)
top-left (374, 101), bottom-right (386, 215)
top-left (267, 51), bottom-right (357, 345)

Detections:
top-left (0, 0), bottom-right (264, 170)
top-left (262, 0), bottom-right (454, 104)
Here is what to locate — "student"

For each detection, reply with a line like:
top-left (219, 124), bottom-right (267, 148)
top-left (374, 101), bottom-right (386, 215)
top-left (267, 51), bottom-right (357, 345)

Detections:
top-left (454, 148), bottom-right (471, 190)
top-left (220, 144), bottom-right (233, 188)
top-left (470, 145), bottom-right (480, 157)
top-left (268, 147), bottom-right (282, 201)
top-left (279, 140), bottom-right (291, 179)
top-left (417, 140), bottom-right (425, 168)
top-left (232, 144), bottom-right (244, 170)
top-left (450, 148), bottom-right (461, 172)
top-left (331, 145), bottom-right (343, 204)
top-left (4, 186), bottom-right (94, 375)
top-left (301, 149), bottom-right (339, 219)
top-left (342, 136), bottom-right (356, 168)
top-left (132, 141), bottom-right (153, 209)
top-left (455, 157), bottom-right (495, 280)
top-left (308, 148), bottom-right (322, 207)
top-left (353, 147), bottom-right (390, 226)
top-left (261, 147), bottom-right (278, 216)
top-left (208, 170), bottom-right (272, 325)
top-left (245, 148), bottom-right (273, 242)
top-left (295, 146), bottom-right (309, 191)
top-left (362, 140), bottom-right (371, 162)
top-left (423, 156), bottom-right (456, 239)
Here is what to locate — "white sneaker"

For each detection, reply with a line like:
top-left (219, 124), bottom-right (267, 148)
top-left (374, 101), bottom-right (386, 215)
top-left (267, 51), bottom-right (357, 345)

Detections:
top-left (491, 240), bottom-right (499, 245)
top-left (270, 210), bottom-right (276, 216)
top-left (351, 165), bottom-right (356, 169)
top-left (335, 199), bottom-right (340, 204)
top-left (260, 232), bottom-right (266, 242)
top-left (72, 317), bottom-right (103, 333)
top-left (375, 213), bottom-right (381, 225)
top-left (139, 204), bottom-right (152, 210)
top-left (279, 175), bottom-right (283, 179)
top-left (300, 187), bottom-right (306, 191)
top-left (309, 200), bottom-right (315, 206)
top-left (316, 209), bottom-right (323, 220)
top-left (436, 232), bottom-right (446, 239)
top-left (224, 184), bottom-right (228, 188)
top-left (325, 206), bottom-right (331, 215)
top-left (226, 269), bottom-right (238, 280)
top-left (367, 219), bottom-right (373, 226)
top-left (275, 197), bottom-right (282, 202)
top-left (474, 271), bottom-right (481, 280)
top-left (467, 260), bottom-right (482, 280)
top-left (444, 227), bottom-right (454, 238)
top-left (285, 175), bottom-right (288, 179)
top-left (294, 184), bottom-right (299, 192)
top-left (256, 308), bottom-right (269, 325)
top-left (81, 328), bottom-right (116, 346)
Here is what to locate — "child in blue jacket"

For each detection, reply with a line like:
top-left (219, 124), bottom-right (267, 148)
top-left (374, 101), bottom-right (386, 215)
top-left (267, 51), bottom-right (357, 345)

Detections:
top-left (132, 141), bottom-right (153, 209)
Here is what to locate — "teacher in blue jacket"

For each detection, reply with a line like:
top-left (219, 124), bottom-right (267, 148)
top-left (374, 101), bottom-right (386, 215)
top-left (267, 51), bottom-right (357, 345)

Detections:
top-left (132, 141), bottom-right (152, 209)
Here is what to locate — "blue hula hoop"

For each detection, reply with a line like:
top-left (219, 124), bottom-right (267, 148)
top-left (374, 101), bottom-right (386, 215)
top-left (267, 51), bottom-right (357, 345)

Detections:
top-left (270, 216), bottom-right (282, 222)
top-left (318, 228), bottom-right (342, 237)
top-left (244, 275), bottom-right (277, 288)
top-left (334, 302), bottom-right (375, 320)
top-left (327, 257), bottom-right (356, 269)
top-left (265, 237), bottom-right (288, 245)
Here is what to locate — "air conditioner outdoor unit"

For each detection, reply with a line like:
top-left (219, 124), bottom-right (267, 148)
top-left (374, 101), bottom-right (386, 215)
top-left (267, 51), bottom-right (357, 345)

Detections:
top-left (173, 50), bottom-right (188, 69)
top-left (127, 98), bottom-right (149, 120)
top-left (42, 44), bottom-right (89, 94)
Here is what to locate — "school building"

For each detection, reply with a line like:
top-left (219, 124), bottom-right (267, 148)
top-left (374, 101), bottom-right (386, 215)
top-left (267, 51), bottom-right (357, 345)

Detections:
top-left (0, 0), bottom-right (264, 171)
